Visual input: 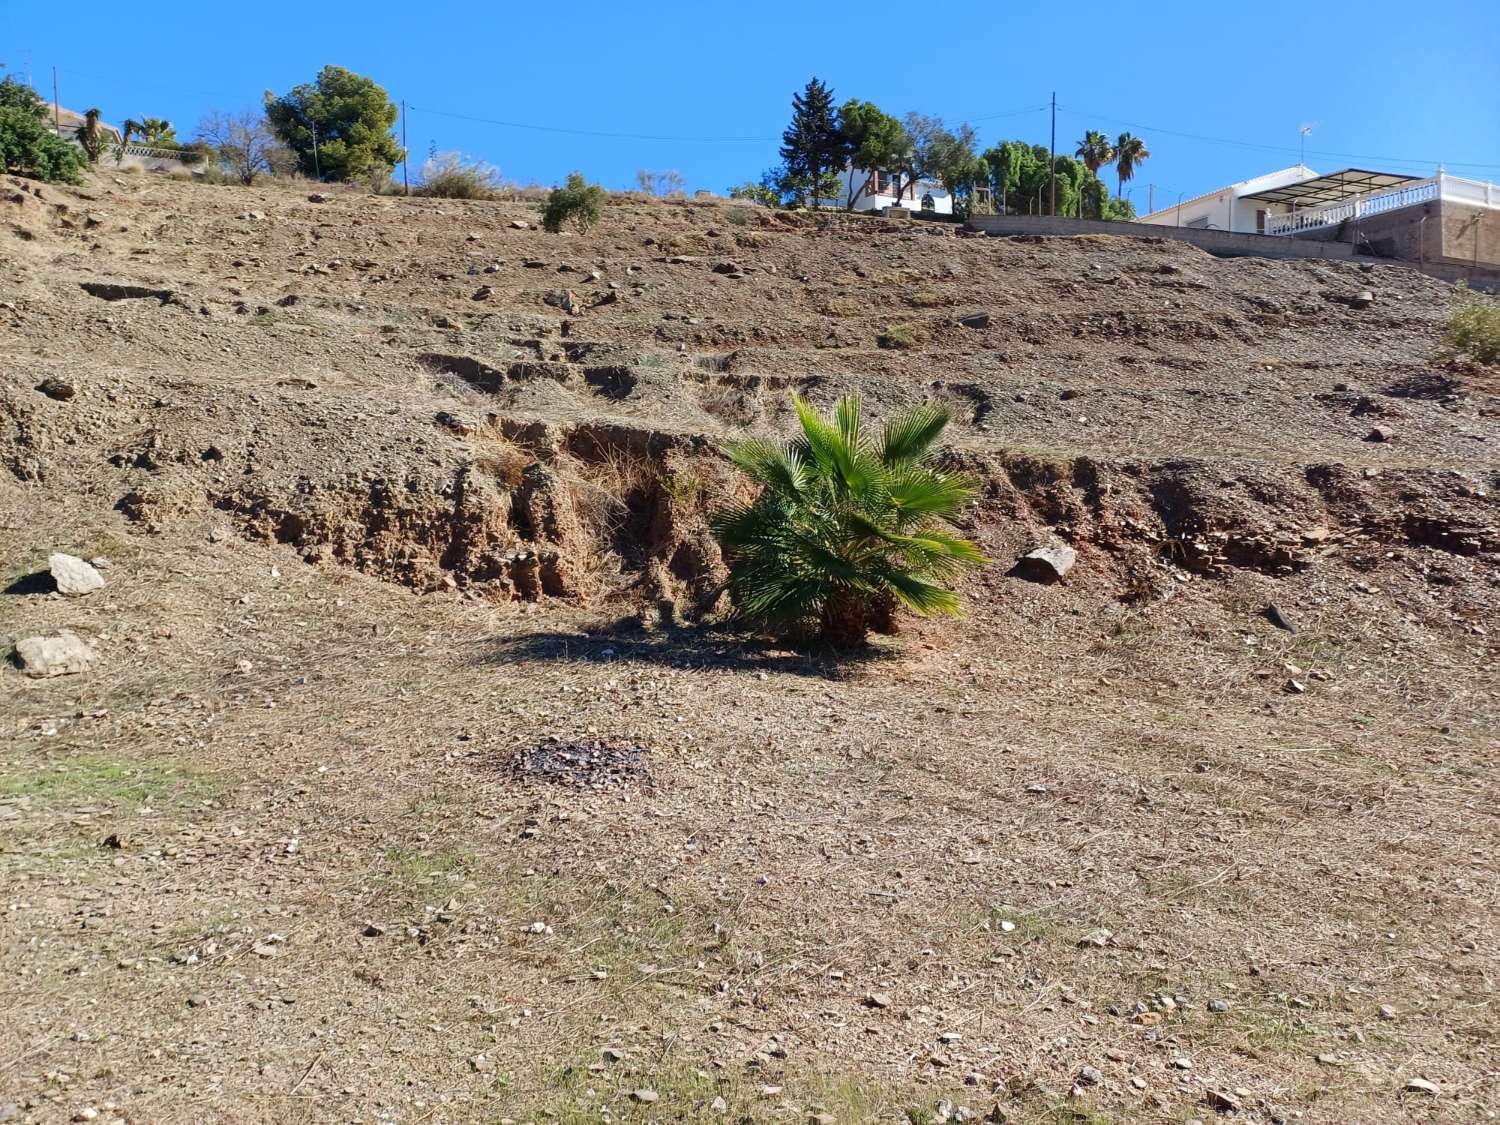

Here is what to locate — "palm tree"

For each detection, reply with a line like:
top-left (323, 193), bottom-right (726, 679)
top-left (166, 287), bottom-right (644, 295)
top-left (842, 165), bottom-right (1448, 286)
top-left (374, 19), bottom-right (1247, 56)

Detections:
top-left (1074, 130), bottom-right (1116, 176)
top-left (140, 117), bottom-right (175, 146)
top-left (1115, 132), bottom-right (1151, 200)
top-left (1074, 131), bottom-right (1117, 218)
top-left (79, 108), bottom-right (105, 163)
top-left (711, 395), bottom-right (987, 647)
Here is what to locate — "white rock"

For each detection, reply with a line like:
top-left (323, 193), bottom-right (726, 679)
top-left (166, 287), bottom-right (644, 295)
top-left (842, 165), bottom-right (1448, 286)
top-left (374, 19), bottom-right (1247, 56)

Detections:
top-left (16, 633), bottom-right (95, 677)
top-left (1014, 543), bottom-right (1076, 584)
top-left (49, 553), bottom-right (105, 595)
top-left (1404, 1078), bottom-right (1438, 1095)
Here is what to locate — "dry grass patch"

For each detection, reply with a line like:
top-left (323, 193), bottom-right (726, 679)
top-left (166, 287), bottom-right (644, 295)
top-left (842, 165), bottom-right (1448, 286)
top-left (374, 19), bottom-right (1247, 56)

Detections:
top-left (877, 322), bottom-right (926, 349)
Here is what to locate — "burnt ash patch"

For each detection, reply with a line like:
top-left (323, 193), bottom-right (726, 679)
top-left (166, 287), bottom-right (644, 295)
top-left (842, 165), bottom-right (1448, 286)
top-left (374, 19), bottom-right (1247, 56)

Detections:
top-left (509, 738), bottom-right (653, 789)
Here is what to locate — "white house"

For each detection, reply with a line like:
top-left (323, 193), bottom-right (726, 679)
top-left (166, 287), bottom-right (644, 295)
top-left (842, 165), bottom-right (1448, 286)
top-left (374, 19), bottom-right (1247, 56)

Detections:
top-left (818, 167), bottom-right (954, 215)
top-left (1137, 165), bottom-right (1318, 232)
top-left (1136, 165), bottom-right (1436, 234)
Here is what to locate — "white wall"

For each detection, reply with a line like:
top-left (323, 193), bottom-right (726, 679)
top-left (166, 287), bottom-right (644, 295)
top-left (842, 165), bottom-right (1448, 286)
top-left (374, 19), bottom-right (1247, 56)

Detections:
top-left (1140, 166), bottom-right (1317, 233)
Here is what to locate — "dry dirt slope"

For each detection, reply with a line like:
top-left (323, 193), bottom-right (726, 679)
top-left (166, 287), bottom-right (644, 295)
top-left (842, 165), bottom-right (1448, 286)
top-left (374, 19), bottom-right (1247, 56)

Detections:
top-left (0, 172), bottom-right (1497, 1125)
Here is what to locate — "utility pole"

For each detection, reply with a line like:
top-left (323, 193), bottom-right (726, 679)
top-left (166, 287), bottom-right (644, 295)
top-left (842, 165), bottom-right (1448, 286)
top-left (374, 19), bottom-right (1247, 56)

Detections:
top-left (52, 66), bottom-right (60, 134)
top-left (401, 100), bottom-right (409, 196)
top-left (1048, 91), bottom-right (1057, 217)
top-left (310, 120), bottom-right (321, 180)
top-left (1148, 184), bottom-right (1155, 213)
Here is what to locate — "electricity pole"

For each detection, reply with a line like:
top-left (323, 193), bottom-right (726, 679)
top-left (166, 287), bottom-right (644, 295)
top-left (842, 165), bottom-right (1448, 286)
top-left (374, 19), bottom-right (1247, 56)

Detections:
top-left (401, 100), bottom-right (409, 196)
top-left (1048, 91), bottom-right (1057, 216)
top-left (311, 120), bottom-right (321, 180)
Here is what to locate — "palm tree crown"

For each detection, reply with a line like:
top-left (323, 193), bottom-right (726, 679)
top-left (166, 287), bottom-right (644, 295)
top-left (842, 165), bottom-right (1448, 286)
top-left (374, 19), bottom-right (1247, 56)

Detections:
top-left (1115, 132), bottom-right (1151, 198)
top-left (1075, 130), bottom-right (1116, 175)
top-left (711, 395), bottom-right (987, 647)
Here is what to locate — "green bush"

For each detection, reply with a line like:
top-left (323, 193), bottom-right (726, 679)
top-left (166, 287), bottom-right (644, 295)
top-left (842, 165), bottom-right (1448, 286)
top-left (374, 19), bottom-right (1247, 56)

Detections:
top-left (0, 107), bottom-right (84, 183)
top-left (0, 76), bottom-right (47, 120)
top-left (415, 152), bottom-right (501, 199)
top-left (711, 395), bottom-right (986, 647)
top-left (1441, 283), bottom-right (1500, 366)
top-left (539, 171), bottom-right (607, 233)
top-left (877, 323), bottom-right (924, 349)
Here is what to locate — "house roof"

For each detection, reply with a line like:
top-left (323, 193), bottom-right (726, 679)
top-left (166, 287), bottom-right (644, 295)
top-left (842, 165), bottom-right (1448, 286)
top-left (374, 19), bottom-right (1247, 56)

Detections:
top-left (50, 105), bottom-right (123, 141)
top-left (1239, 168), bottom-right (1421, 207)
top-left (1137, 165), bottom-right (1315, 222)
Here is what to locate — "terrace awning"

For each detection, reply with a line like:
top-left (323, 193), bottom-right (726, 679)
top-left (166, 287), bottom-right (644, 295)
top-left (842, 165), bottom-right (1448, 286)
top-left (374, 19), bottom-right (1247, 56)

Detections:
top-left (1242, 168), bottom-right (1421, 207)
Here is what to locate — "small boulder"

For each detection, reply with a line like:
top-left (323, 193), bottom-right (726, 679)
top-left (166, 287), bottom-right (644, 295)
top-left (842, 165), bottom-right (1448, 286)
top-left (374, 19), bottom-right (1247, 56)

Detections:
top-left (49, 553), bottom-right (105, 596)
top-left (1263, 603), bottom-right (1298, 633)
top-left (307, 192), bottom-right (329, 203)
top-left (1351, 289), bottom-right (1374, 309)
top-left (1366, 425), bottom-right (1395, 443)
top-left (37, 377), bottom-right (78, 401)
top-left (15, 633), bottom-right (95, 677)
top-left (712, 261), bottom-right (742, 275)
top-left (1012, 544), bottom-right (1076, 584)
top-left (958, 311), bottom-right (991, 329)
top-left (510, 219), bottom-right (529, 230)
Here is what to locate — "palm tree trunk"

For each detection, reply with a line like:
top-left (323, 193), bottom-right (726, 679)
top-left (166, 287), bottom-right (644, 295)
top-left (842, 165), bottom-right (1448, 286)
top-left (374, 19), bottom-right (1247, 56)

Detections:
top-left (867, 590), bottom-right (900, 636)
top-left (820, 586), bottom-right (869, 648)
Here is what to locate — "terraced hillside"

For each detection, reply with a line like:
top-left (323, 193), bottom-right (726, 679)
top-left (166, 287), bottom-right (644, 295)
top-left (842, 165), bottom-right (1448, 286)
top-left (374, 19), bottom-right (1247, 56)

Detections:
top-left (1, 172), bottom-right (1496, 1125)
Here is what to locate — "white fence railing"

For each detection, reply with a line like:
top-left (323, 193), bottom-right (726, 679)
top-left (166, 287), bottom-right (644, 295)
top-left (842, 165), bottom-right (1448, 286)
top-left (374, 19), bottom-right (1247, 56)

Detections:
top-left (1264, 174), bottom-right (1497, 236)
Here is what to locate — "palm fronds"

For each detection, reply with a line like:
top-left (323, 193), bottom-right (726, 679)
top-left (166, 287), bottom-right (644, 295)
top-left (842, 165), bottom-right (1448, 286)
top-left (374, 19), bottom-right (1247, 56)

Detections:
top-left (710, 394), bottom-right (987, 646)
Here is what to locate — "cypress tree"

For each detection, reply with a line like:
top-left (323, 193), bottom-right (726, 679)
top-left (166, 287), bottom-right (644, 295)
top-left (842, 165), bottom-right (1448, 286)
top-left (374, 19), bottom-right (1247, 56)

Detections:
top-left (779, 78), bottom-right (843, 207)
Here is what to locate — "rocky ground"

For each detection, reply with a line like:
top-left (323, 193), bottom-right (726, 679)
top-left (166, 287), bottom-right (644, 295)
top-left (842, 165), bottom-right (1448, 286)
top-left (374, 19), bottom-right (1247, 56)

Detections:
top-left (1, 171), bottom-right (1497, 1124)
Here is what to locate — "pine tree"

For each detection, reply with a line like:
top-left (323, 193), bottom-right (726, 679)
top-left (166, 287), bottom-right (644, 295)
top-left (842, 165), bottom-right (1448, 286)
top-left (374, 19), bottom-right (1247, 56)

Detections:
top-left (779, 78), bottom-right (843, 208)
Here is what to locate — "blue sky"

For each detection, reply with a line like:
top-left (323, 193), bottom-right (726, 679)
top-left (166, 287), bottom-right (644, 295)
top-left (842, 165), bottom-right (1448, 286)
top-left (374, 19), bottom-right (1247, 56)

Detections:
top-left (4, 0), bottom-right (1498, 205)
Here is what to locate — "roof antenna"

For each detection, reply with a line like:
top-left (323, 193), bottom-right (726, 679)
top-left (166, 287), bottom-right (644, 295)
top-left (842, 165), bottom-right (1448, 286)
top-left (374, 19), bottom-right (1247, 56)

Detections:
top-left (1298, 124), bottom-right (1316, 169)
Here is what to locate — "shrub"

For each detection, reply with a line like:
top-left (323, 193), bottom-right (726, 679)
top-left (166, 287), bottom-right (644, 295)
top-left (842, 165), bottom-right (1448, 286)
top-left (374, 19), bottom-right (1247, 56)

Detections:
top-left (195, 110), bottom-right (287, 184)
top-left (908, 291), bottom-right (948, 308)
top-left (1441, 283), bottom-right (1500, 366)
top-left (0, 76), bottom-right (47, 120)
top-left (540, 171), bottom-right (607, 233)
top-left (636, 169), bottom-right (686, 197)
top-left (416, 152), bottom-right (502, 199)
top-left (727, 180), bottom-right (780, 208)
top-left (0, 107), bottom-right (84, 183)
top-left (711, 395), bottom-right (986, 647)
top-left (877, 323), bottom-right (925, 349)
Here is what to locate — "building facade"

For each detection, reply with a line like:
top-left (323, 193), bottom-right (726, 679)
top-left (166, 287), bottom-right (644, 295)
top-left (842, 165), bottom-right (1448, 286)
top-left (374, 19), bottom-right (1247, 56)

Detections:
top-left (819, 168), bottom-right (954, 215)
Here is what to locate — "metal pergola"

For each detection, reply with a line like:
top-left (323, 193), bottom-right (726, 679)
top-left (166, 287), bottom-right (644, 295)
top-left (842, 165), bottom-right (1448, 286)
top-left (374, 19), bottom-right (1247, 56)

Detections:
top-left (1242, 168), bottom-right (1422, 207)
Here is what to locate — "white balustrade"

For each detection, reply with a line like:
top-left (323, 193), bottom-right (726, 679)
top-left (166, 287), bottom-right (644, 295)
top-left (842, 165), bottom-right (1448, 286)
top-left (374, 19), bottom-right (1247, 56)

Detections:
top-left (1263, 174), bottom-right (1497, 236)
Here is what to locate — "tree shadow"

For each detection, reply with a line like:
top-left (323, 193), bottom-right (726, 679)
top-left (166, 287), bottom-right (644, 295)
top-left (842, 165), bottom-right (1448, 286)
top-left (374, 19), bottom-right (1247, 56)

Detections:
top-left (476, 619), bottom-right (896, 681)
top-left (4, 570), bottom-right (54, 595)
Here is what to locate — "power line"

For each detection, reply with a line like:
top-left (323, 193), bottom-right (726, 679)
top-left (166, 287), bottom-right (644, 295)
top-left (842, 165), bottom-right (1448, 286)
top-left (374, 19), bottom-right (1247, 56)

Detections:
top-left (965, 104), bottom-right (1049, 122)
top-left (406, 103), bottom-right (774, 144)
top-left (1056, 103), bottom-right (1500, 171)
top-left (407, 100), bottom-right (1049, 145)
